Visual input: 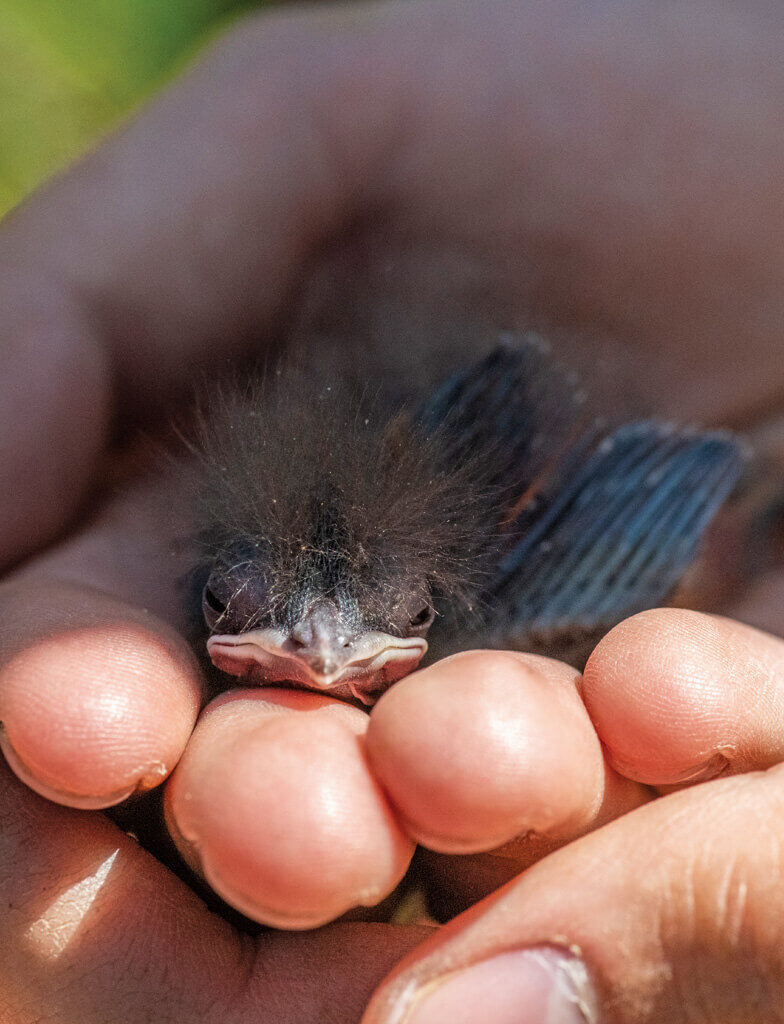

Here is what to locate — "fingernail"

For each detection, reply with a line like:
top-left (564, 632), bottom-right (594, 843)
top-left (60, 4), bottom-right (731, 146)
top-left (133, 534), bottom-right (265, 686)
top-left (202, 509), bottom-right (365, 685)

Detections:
top-left (0, 724), bottom-right (137, 810)
top-left (403, 948), bottom-right (597, 1024)
top-left (666, 751), bottom-right (731, 785)
top-left (611, 749), bottom-right (731, 787)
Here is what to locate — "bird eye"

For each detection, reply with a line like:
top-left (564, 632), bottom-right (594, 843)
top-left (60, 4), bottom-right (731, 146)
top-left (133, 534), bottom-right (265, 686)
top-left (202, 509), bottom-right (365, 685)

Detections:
top-left (202, 584), bottom-right (227, 623)
top-left (409, 604), bottom-right (434, 629)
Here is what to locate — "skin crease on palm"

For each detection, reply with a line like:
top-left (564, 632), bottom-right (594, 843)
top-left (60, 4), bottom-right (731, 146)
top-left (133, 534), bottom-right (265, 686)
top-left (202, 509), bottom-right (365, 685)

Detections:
top-left (1, 0), bottom-right (784, 1021)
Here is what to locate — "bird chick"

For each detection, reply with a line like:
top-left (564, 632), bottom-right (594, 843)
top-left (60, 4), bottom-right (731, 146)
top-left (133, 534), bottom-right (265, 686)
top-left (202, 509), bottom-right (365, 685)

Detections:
top-left (188, 335), bottom-right (746, 705)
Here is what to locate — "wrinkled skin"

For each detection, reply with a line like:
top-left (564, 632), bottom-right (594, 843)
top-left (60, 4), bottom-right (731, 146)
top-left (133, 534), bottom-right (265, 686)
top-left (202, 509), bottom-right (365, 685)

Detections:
top-left (2, 2), bottom-right (784, 1023)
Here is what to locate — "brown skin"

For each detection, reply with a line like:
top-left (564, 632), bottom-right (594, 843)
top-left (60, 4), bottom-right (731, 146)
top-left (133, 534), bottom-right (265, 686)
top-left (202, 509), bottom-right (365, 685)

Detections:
top-left (1, 1), bottom-right (784, 1021)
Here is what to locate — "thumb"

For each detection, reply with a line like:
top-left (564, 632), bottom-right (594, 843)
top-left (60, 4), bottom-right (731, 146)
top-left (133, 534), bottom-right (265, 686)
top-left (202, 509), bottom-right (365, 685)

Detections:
top-left (363, 767), bottom-right (784, 1024)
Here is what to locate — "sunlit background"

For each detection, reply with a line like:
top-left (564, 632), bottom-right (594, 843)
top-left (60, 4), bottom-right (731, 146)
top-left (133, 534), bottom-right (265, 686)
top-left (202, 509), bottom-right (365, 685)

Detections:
top-left (0, 0), bottom-right (267, 215)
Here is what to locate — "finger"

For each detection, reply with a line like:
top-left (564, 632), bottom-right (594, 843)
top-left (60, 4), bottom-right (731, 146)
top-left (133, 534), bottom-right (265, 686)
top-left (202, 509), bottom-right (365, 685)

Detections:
top-left (165, 688), bottom-right (415, 929)
top-left (0, 465), bottom-right (206, 807)
top-left (0, 269), bottom-right (111, 567)
top-left (0, 9), bottom-right (357, 401)
top-left (581, 608), bottom-right (784, 787)
top-left (0, 758), bottom-right (427, 1024)
top-left (365, 765), bottom-right (784, 1024)
top-left (7, 1), bottom-right (784, 561)
top-left (9, 464), bottom-right (196, 631)
top-left (0, 576), bottom-right (201, 809)
top-left (0, 3), bottom-right (361, 565)
top-left (367, 651), bottom-right (649, 855)
top-left (3, 0), bottom-right (783, 420)
top-left (367, 650), bottom-right (650, 920)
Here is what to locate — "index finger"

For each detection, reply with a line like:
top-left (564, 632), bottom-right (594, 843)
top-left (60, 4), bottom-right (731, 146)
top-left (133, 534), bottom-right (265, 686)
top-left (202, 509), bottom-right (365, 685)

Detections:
top-left (0, 472), bottom-right (202, 808)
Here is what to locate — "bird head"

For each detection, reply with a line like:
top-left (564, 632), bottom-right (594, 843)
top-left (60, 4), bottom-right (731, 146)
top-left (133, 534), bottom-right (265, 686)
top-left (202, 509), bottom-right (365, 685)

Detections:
top-left (202, 567), bottom-right (434, 706)
top-left (191, 375), bottom-right (482, 705)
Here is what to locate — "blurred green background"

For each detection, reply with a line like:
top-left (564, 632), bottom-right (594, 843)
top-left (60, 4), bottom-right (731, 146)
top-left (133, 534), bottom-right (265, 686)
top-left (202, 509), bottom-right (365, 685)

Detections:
top-left (0, 0), bottom-right (262, 216)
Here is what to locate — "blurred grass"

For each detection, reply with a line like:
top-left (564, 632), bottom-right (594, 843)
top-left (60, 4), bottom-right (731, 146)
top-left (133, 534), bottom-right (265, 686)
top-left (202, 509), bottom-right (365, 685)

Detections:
top-left (0, 0), bottom-right (257, 215)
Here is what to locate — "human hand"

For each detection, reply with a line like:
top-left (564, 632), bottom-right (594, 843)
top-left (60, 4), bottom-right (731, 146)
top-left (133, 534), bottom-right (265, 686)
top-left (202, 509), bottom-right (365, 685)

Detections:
top-left (364, 609), bottom-right (784, 1024)
top-left (0, 752), bottom-right (427, 1023)
top-left (2, 0), bottom-right (784, 1019)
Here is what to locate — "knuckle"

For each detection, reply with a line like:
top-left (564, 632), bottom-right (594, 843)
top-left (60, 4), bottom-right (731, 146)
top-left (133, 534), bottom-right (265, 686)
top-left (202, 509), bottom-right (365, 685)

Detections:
top-left (657, 777), bottom-right (784, 1020)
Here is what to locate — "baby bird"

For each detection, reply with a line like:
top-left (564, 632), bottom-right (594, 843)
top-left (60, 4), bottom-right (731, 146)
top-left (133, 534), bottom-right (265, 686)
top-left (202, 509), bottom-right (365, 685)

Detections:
top-left (188, 334), bottom-right (745, 705)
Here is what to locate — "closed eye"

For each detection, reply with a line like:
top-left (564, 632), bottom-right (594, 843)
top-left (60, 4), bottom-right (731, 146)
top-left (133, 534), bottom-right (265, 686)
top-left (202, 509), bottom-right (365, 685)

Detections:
top-left (409, 605), bottom-right (434, 628)
top-left (203, 586), bottom-right (227, 616)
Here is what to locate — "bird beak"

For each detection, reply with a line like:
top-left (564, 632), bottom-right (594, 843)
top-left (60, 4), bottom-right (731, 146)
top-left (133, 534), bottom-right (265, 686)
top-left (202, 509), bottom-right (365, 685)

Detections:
top-left (206, 601), bottom-right (428, 705)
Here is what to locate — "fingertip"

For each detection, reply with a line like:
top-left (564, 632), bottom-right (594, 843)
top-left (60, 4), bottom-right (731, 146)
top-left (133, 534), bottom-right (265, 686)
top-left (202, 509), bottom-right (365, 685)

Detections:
top-left (166, 690), bottom-right (414, 929)
top-left (0, 615), bottom-right (202, 808)
top-left (367, 650), bottom-right (605, 853)
top-left (582, 608), bottom-right (784, 785)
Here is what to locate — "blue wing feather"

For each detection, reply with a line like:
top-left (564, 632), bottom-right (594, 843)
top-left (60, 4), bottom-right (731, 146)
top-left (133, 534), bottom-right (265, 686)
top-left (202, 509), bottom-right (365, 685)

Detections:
top-left (488, 423), bottom-right (745, 632)
top-left (418, 337), bottom-right (746, 656)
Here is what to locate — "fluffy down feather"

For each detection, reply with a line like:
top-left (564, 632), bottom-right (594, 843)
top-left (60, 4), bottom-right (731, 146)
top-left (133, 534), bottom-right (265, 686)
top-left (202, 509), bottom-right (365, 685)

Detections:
top-left (188, 369), bottom-right (495, 636)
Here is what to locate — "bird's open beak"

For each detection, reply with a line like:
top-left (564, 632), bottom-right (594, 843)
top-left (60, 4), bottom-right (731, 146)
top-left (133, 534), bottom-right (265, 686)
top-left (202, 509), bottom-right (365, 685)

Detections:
top-left (207, 603), bottom-right (428, 705)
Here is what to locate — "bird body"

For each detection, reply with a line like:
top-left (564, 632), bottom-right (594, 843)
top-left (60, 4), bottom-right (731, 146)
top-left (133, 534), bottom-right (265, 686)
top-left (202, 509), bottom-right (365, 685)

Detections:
top-left (189, 334), bottom-right (745, 704)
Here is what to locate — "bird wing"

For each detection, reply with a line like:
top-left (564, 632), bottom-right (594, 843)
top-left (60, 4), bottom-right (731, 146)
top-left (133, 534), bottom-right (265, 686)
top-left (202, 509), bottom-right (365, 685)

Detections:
top-left (418, 337), bottom-right (747, 667)
top-left (415, 332), bottom-right (586, 499)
